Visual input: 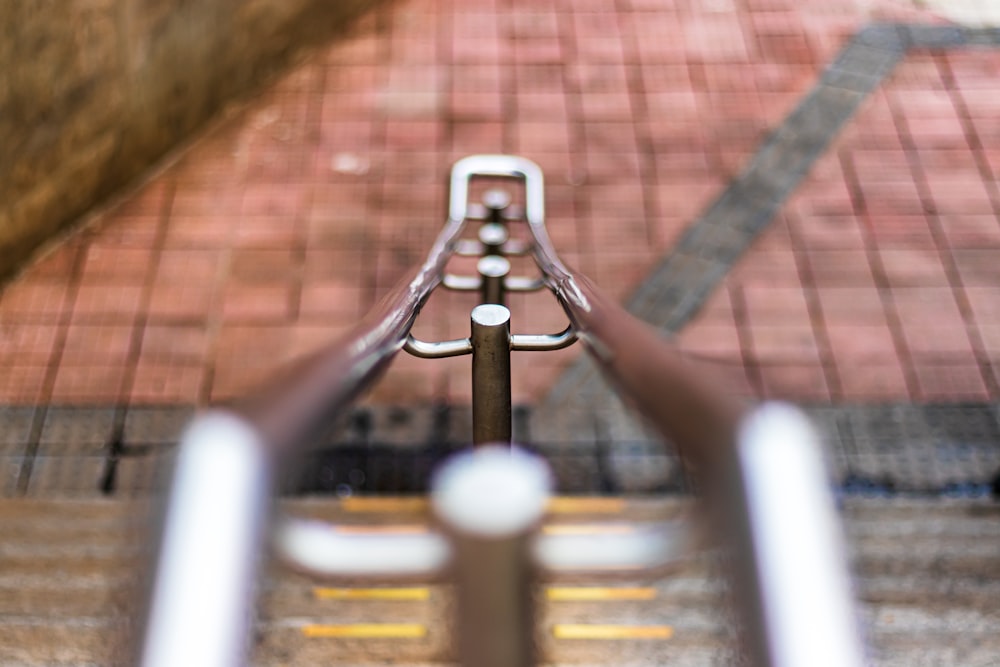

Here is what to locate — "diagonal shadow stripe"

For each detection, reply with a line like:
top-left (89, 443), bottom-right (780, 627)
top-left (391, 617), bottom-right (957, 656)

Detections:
top-left (537, 23), bottom-right (1000, 440)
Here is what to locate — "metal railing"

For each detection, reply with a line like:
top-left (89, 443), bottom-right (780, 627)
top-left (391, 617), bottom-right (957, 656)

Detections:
top-left (137, 156), bottom-right (866, 667)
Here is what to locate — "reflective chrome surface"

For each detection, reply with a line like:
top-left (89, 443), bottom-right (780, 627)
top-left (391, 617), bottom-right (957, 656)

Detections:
top-left (478, 255), bottom-right (510, 305)
top-left (471, 305), bottom-right (513, 445)
top-left (139, 412), bottom-right (272, 667)
top-left (448, 155), bottom-right (545, 228)
top-left (728, 404), bottom-right (866, 667)
top-left (142, 156), bottom-right (861, 667)
top-left (534, 521), bottom-right (692, 578)
top-left (510, 327), bottom-right (577, 352)
top-left (274, 518), bottom-right (450, 580)
top-left (433, 447), bottom-right (548, 667)
top-left (403, 335), bottom-right (473, 359)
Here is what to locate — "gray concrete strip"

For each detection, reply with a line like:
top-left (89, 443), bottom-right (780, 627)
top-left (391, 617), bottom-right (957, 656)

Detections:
top-left (3, 402), bottom-right (1000, 497)
top-left (539, 28), bottom-right (908, 424)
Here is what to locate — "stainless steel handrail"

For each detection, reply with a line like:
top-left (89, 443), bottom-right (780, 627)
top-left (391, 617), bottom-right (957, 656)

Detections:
top-left (234, 213), bottom-right (467, 454)
top-left (236, 156), bottom-right (555, 453)
top-left (235, 154), bottom-right (741, 466)
top-left (724, 404), bottom-right (866, 667)
top-left (139, 155), bottom-right (863, 667)
top-left (138, 413), bottom-right (272, 667)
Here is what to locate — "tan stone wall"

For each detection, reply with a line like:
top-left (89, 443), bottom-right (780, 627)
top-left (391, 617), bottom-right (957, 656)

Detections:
top-left (0, 0), bottom-right (380, 280)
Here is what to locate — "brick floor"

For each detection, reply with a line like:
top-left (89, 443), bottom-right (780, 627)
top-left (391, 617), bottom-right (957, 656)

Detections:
top-left (0, 0), bottom-right (998, 409)
top-left (682, 45), bottom-right (1000, 403)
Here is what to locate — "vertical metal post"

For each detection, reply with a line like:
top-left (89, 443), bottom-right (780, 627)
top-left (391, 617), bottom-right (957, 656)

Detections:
top-left (482, 188), bottom-right (512, 223)
top-left (477, 255), bottom-right (510, 306)
top-left (724, 403), bottom-right (866, 667)
top-left (432, 447), bottom-right (550, 667)
top-left (139, 412), bottom-right (272, 667)
top-left (478, 223), bottom-right (509, 255)
top-left (471, 304), bottom-right (512, 446)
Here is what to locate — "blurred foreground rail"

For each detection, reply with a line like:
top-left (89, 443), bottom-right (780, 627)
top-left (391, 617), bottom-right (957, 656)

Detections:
top-left (0, 496), bottom-right (997, 665)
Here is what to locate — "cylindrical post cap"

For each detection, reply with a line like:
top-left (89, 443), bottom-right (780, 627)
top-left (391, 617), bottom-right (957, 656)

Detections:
top-left (478, 223), bottom-right (509, 247)
top-left (477, 256), bottom-right (511, 279)
top-left (482, 189), bottom-right (512, 210)
top-left (471, 303), bottom-right (511, 327)
top-left (432, 447), bottom-right (551, 538)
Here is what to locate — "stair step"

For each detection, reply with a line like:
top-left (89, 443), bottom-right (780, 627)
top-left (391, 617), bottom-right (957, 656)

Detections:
top-left (0, 497), bottom-right (996, 665)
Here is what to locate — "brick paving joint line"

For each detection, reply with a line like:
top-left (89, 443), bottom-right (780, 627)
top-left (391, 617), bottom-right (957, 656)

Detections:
top-left (541, 21), bottom-right (1000, 433)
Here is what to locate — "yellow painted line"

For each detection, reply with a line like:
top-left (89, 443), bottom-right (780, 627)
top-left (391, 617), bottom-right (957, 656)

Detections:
top-left (341, 497), bottom-right (427, 513)
top-left (546, 587), bottom-right (657, 601)
top-left (341, 496), bottom-right (625, 514)
top-left (542, 523), bottom-right (634, 535)
top-left (553, 624), bottom-right (673, 640)
top-left (302, 623), bottom-right (427, 639)
top-left (313, 587), bottom-right (430, 601)
top-left (547, 497), bottom-right (625, 514)
top-left (333, 524), bottom-right (428, 535)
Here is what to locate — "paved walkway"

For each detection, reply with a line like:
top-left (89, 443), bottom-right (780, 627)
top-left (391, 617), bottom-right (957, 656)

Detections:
top-left (2, 6), bottom-right (999, 661)
top-left (4, 496), bottom-right (1000, 666)
top-left (0, 0), bottom-right (998, 438)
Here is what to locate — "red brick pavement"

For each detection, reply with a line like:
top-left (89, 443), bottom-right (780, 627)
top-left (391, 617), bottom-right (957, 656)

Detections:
top-left (0, 0), bottom-right (997, 407)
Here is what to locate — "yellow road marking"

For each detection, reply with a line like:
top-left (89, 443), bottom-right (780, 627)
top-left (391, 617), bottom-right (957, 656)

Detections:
top-left (553, 624), bottom-right (673, 640)
top-left (341, 496), bottom-right (625, 514)
top-left (547, 497), bottom-right (625, 514)
top-left (546, 587), bottom-right (657, 601)
top-left (302, 623), bottom-right (427, 639)
top-left (333, 524), bottom-right (428, 534)
top-left (314, 586), bottom-right (655, 602)
top-left (313, 587), bottom-right (430, 601)
top-left (341, 497), bottom-right (427, 513)
top-left (331, 522), bottom-right (631, 536)
top-left (542, 523), bottom-right (634, 535)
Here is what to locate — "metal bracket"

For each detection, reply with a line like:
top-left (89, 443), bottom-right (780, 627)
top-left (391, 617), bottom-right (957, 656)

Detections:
top-left (403, 326), bottom-right (577, 359)
top-left (449, 156), bottom-right (545, 226)
top-left (442, 272), bottom-right (546, 293)
top-left (511, 327), bottom-right (577, 351)
top-left (403, 336), bottom-right (473, 359)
